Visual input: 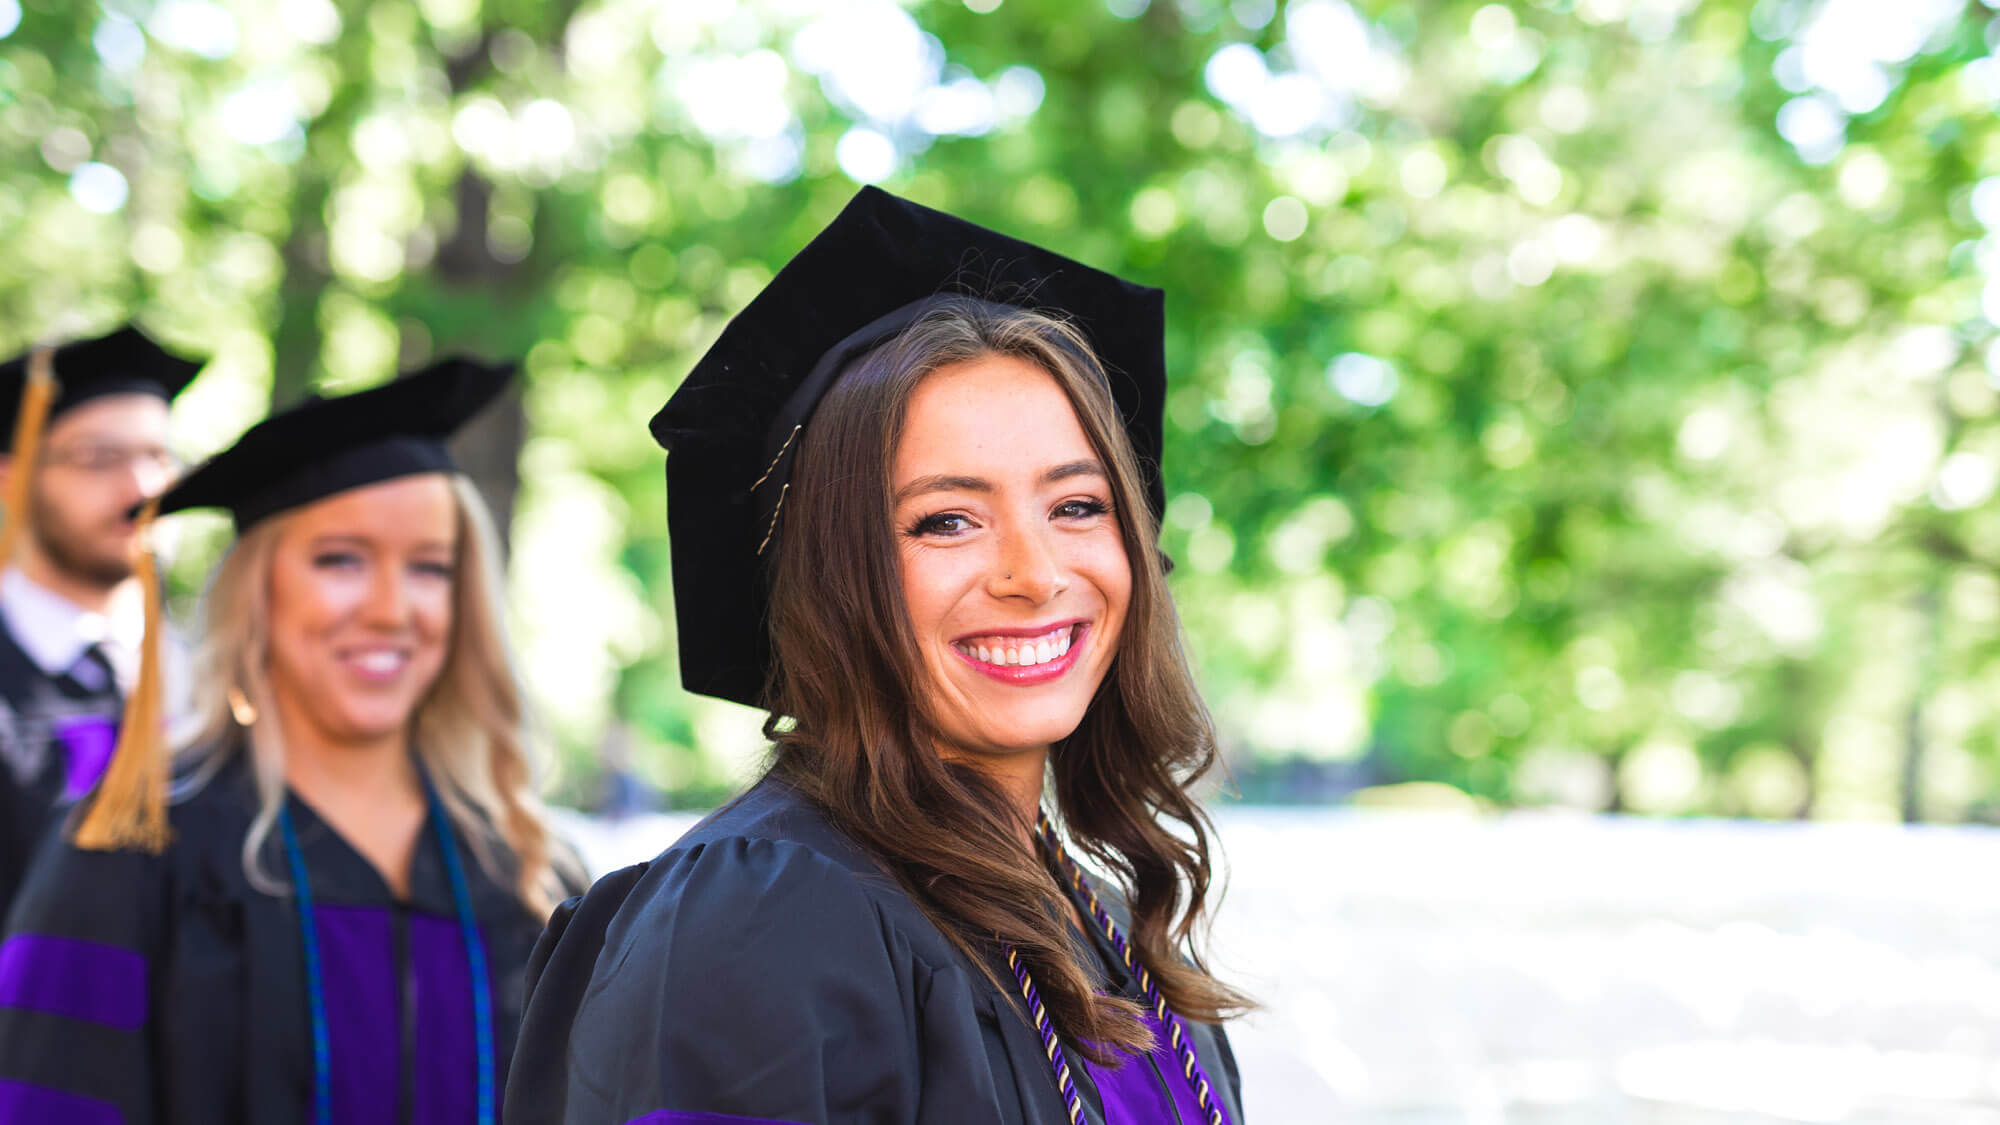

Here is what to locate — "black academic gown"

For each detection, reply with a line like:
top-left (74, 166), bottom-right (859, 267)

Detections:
top-left (0, 615), bottom-right (121, 923)
top-left (506, 776), bottom-right (1245, 1125)
top-left (0, 750), bottom-right (555, 1125)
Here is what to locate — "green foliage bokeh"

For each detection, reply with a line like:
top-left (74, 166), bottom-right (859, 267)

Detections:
top-left (6, 0), bottom-right (2000, 821)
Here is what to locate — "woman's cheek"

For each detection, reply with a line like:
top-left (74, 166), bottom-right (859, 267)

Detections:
top-left (307, 570), bottom-right (371, 621)
top-left (902, 551), bottom-right (963, 619)
top-left (403, 568), bottom-right (449, 617)
top-left (418, 607), bottom-right (453, 650)
top-left (1074, 536), bottom-right (1132, 588)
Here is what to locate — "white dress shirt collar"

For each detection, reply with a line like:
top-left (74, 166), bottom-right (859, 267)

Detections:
top-left (0, 569), bottom-right (143, 686)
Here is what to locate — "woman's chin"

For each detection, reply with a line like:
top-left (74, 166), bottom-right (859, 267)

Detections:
top-left (308, 707), bottom-right (420, 750)
top-left (949, 713), bottom-right (1091, 759)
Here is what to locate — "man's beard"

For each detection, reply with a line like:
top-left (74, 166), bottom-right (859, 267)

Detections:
top-left (29, 486), bottom-right (133, 591)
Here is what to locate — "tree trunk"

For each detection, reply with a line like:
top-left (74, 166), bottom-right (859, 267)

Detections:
top-left (1781, 660), bottom-right (1816, 820)
top-left (1603, 744), bottom-right (1626, 814)
top-left (1901, 580), bottom-right (1942, 824)
top-left (433, 44), bottom-right (525, 546)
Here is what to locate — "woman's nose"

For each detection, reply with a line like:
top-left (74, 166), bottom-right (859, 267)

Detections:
top-left (361, 567), bottom-right (410, 625)
top-left (987, 525), bottom-right (1068, 603)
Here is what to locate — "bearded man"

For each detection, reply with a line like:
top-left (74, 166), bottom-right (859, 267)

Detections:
top-left (0, 325), bottom-right (203, 919)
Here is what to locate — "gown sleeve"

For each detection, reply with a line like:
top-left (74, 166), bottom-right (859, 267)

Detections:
top-left (507, 836), bottom-right (928, 1125)
top-left (0, 832), bottom-right (168, 1125)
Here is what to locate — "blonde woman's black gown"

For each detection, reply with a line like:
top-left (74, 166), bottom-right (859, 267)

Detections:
top-left (0, 752), bottom-right (554, 1125)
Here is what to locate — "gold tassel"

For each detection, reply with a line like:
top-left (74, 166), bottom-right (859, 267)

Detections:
top-left (72, 497), bottom-right (171, 853)
top-left (0, 347), bottom-right (59, 570)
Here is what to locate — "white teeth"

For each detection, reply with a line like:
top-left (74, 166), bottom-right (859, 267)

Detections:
top-left (957, 627), bottom-right (1078, 667)
top-left (354, 651), bottom-right (405, 674)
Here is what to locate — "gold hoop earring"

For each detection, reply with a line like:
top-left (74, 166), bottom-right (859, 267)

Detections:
top-left (227, 685), bottom-right (258, 727)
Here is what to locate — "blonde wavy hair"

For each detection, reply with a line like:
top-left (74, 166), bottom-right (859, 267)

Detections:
top-left (182, 475), bottom-right (573, 917)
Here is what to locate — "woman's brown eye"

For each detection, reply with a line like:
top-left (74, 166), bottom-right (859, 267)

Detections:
top-left (1055, 499), bottom-right (1110, 520)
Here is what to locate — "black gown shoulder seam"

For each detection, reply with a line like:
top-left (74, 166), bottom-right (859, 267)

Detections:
top-left (660, 831), bottom-right (964, 979)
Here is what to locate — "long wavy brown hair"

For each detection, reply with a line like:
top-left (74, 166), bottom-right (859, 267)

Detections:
top-left (762, 299), bottom-right (1250, 1061)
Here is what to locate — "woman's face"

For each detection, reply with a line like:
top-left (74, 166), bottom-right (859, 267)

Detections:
top-left (265, 474), bottom-right (458, 752)
top-left (891, 353), bottom-right (1132, 763)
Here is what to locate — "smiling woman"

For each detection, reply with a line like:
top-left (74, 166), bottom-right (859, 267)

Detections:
top-left (0, 358), bottom-right (581, 1125)
top-left (892, 352), bottom-right (1133, 769)
top-left (509, 188), bottom-right (1250, 1125)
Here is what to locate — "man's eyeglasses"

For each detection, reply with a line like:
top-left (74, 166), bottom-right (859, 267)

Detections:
top-left (39, 445), bottom-right (179, 475)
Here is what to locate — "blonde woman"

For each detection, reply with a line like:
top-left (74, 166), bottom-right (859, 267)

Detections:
top-left (0, 357), bottom-right (577, 1125)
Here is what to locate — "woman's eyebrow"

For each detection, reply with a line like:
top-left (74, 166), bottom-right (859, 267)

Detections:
top-left (894, 474), bottom-right (992, 503)
top-left (1042, 459), bottom-right (1106, 485)
top-left (308, 534), bottom-right (456, 552)
top-left (893, 460), bottom-right (1107, 504)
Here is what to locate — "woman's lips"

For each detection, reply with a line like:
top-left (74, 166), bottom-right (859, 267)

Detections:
top-left (951, 623), bottom-right (1085, 685)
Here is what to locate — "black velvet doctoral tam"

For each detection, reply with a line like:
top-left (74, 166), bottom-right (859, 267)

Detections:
top-left (0, 324), bottom-right (205, 447)
top-left (650, 186), bottom-right (1169, 709)
top-left (156, 356), bottom-right (514, 530)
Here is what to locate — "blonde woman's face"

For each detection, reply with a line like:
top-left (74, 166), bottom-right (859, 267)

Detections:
top-left (265, 474), bottom-right (457, 752)
top-left (891, 354), bottom-right (1132, 765)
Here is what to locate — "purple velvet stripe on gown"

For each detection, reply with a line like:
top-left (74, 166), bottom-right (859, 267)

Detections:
top-left (624, 1104), bottom-right (812, 1112)
top-left (0, 934), bottom-right (146, 1030)
top-left (55, 716), bottom-right (118, 802)
top-left (314, 905), bottom-right (400, 1124)
top-left (0, 1077), bottom-right (124, 1125)
top-left (312, 904), bottom-right (484, 1124)
top-left (409, 912), bottom-right (478, 1124)
top-left (1081, 1011), bottom-right (1218, 1125)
